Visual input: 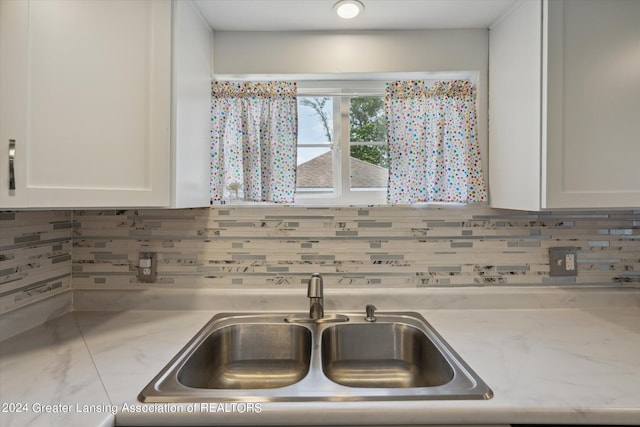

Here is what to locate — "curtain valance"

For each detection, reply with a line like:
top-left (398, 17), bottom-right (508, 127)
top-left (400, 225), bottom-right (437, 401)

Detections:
top-left (385, 80), bottom-right (475, 100)
top-left (212, 81), bottom-right (298, 98)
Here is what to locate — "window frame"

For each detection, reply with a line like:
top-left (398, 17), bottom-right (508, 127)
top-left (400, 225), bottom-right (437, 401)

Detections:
top-left (296, 81), bottom-right (388, 206)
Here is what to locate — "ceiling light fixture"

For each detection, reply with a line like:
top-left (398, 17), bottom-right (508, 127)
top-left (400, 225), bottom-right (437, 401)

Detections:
top-left (334, 0), bottom-right (364, 20)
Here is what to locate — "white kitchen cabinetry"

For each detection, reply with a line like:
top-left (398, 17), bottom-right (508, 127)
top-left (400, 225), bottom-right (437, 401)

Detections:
top-left (0, 0), bottom-right (171, 208)
top-left (170, 0), bottom-right (213, 209)
top-left (0, 0), bottom-right (211, 209)
top-left (489, 0), bottom-right (640, 210)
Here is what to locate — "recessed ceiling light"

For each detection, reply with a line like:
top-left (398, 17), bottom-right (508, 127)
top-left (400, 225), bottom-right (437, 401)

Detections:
top-left (334, 0), bottom-right (364, 20)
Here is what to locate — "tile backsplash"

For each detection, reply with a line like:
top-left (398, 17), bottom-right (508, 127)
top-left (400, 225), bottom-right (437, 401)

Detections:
top-left (72, 205), bottom-right (640, 291)
top-left (0, 211), bottom-right (73, 315)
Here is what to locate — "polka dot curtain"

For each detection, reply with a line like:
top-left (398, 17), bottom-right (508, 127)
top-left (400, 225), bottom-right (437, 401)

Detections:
top-left (385, 80), bottom-right (487, 204)
top-left (210, 81), bottom-right (298, 204)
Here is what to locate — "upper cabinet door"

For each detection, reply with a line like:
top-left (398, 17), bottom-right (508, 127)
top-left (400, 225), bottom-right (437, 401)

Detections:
top-left (0, 0), bottom-right (171, 208)
top-left (170, 0), bottom-right (213, 209)
top-left (544, 0), bottom-right (640, 209)
top-left (489, 0), bottom-right (640, 210)
top-left (488, 0), bottom-right (543, 211)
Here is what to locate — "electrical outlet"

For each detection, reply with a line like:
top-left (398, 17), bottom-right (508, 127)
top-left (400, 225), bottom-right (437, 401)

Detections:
top-left (549, 247), bottom-right (578, 277)
top-left (137, 251), bottom-right (157, 283)
top-left (565, 253), bottom-right (576, 271)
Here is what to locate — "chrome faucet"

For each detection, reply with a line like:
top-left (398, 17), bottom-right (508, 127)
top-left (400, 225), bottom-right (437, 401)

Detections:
top-left (307, 273), bottom-right (324, 320)
top-left (284, 273), bottom-right (348, 324)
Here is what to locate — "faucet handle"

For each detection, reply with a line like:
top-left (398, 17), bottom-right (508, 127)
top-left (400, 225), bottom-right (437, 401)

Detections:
top-left (365, 304), bottom-right (377, 322)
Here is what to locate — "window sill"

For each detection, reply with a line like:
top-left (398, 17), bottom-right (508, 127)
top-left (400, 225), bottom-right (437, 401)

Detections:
top-left (212, 199), bottom-right (474, 209)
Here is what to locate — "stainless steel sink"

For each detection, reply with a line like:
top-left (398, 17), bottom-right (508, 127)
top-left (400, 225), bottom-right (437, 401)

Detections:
top-left (178, 323), bottom-right (311, 389)
top-left (321, 323), bottom-right (454, 388)
top-left (139, 311), bottom-right (493, 402)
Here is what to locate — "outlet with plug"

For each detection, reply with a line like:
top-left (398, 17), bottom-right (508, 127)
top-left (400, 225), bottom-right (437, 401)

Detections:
top-left (549, 247), bottom-right (578, 277)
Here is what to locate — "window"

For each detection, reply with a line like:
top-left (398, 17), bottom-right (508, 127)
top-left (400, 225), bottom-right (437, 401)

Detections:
top-left (296, 82), bottom-right (388, 205)
top-left (211, 73), bottom-right (486, 206)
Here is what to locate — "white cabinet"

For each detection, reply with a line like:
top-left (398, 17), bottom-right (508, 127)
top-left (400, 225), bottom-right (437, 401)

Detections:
top-left (0, 0), bottom-right (210, 209)
top-left (170, 0), bottom-right (213, 209)
top-left (489, 0), bottom-right (640, 210)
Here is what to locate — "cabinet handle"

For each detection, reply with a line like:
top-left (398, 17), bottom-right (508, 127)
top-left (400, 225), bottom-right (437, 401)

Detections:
top-left (8, 140), bottom-right (16, 190)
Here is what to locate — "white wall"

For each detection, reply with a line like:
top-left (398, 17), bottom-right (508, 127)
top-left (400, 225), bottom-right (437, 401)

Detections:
top-left (213, 30), bottom-right (487, 75)
top-left (212, 29), bottom-right (489, 182)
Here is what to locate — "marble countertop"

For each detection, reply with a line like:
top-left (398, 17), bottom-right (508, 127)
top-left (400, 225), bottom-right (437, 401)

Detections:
top-left (1, 287), bottom-right (640, 426)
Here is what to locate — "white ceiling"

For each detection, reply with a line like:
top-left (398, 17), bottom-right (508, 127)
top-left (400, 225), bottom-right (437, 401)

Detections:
top-left (193, 0), bottom-right (519, 32)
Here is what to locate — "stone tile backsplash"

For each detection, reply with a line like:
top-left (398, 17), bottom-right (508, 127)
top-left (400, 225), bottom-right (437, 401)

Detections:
top-left (71, 205), bottom-right (640, 291)
top-left (0, 211), bottom-right (73, 314)
top-left (1, 205), bottom-right (638, 317)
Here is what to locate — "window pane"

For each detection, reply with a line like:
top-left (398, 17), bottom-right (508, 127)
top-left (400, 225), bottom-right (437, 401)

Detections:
top-left (298, 97), bottom-right (333, 144)
top-left (296, 147), bottom-right (333, 191)
top-left (297, 96), bottom-right (334, 192)
top-left (349, 97), bottom-right (388, 189)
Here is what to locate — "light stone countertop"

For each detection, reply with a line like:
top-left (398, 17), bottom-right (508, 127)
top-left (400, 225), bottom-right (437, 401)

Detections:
top-left (1, 287), bottom-right (640, 426)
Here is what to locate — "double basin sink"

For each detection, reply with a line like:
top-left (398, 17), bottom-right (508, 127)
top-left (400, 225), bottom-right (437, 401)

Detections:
top-left (139, 309), bottom-right (492, 402)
